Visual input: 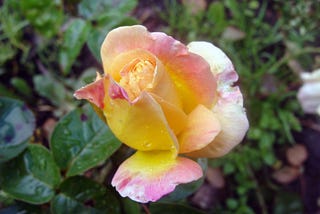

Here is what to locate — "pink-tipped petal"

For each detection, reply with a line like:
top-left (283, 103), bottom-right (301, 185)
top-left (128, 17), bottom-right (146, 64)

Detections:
top-left (111, 151), bottom-right (202, 203)
top-left (74, 74), bottom-right (105, 108)
top-left (187, 41), bottom-right (248, 158)
top-left (178, 105), bottom-right (221, 153)
top-left (150, 33), bottom-right (216, 112)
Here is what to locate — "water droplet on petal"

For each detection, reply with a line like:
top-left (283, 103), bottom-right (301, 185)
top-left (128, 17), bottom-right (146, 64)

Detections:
top-left (143, 141), bottom-right (152, 149)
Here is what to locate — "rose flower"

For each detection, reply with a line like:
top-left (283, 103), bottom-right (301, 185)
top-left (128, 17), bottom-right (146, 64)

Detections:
top-left (74, 25), bottom-right (249, 203)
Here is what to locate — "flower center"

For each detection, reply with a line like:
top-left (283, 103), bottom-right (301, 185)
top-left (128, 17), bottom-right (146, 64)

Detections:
top-left (119, 59), bottom-right (155, 100)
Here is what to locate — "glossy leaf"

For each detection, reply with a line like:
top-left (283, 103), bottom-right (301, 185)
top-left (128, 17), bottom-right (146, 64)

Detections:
top-left (33, 74), bottom-right (69, 107)
top-left (0, 144), bottom-right (61, 204)
top-left (50, 105), bottom-right (121, 176)
top-left (59, 18), bottom-right (90, 75)
top-left (0, 97), bottom-right (35, 163)
top-left (149, 203), bottom-right (205, 214)
top-left (51, 176), bottom-right (121, 214)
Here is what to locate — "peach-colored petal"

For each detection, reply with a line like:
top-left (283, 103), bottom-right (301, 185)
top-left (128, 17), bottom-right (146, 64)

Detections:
top-left (151, 93), bottom-right (187, 135)
top-left (74, 73), bottom-right (105, 108)
top-left (150, 32), bottom-right (216, 112)
top-left (101, 25), bottom-right (154, 74)
top-left (111, 151), bottom-right (202, 203)
top-left (103, 77), bottom-right (178, 152)
top-left (187, 41), bottom-right (248, 158)
top-left (105, 48), bottom-right (182, 108)
top-left (188, 102), bottom-right (249, 158)
top-left (101, 25), bottom-right (216, 113)
top-left (178, 105), bottom-right (221, 153)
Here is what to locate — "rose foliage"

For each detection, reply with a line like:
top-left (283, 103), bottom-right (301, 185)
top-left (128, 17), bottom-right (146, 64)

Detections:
top-left (74, 25), bottom-right (249, 203)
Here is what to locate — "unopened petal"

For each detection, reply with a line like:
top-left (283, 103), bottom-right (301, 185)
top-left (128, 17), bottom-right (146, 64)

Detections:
top-left (179, 105), bottom-right (221, 153)
top-left (111, 151), bottom-right (202, 203)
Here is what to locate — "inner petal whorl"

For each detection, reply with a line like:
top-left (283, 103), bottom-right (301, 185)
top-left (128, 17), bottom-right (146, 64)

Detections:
top-left (119, 59), bottom-right (155, 100)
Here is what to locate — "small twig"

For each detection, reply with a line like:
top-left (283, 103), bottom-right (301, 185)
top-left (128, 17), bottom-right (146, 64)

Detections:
top-left (247, 166), bottom-right (268, 214)
top-left (141, 204), bottom-right (151, 214)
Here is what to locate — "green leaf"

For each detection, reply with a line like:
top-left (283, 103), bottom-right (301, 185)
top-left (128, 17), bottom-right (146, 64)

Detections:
top-left (78, 0), bottom-right (137, 21)
top-left (19, 0), bottom-right (63, 37)
top-left (0, 97), bottom-right (35, 163)
top-left (121, 198), bottom-right (141, 214)
top-left (59, 18), bottom-right (91, 75)
top-left (0, 83), bottom-right (20, 99)
top-left (207, 2), bottom-right (227, 34)
top-left (0, 42), bottom-right (17, 65)
top-left (10, 77), bottom-right (32, 98)
top-left (50, 105), bottom-right (121, 176)
top-left (0, 144), bottom-right (61, 204)
top-left (33, 74), bottom-right (68, 106)
top-left (149, 203), bottom-right (205, 214)
top-left (51, 176), bottom-right (121, 214)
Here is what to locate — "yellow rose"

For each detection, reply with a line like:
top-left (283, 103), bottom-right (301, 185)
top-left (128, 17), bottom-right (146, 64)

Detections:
top-left (74, 25), bottom-right (248, 202)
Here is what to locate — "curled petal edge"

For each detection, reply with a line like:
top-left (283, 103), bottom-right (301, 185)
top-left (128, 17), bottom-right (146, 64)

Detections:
top-left (111, 151), bottom-right (202, 203)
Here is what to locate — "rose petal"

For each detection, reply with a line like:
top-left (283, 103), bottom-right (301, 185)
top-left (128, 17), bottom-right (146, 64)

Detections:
top-left (187, 41), bottom-right (236, 78)
top-left (188, 41), bottom-right (239, 96)
top-left (188, 102), bottom-right (249, 158)
top-left (187, 41), bottom-right (248, 158)
top-left (101, 25), bottom-right (216, 113)
top-left (103, 77), bottom-right (178, 151)
top-left (178, 105), bottom-right (221, 153)
top-left (74, 73), bottom-right (105, 108)
top-left (111, 151), bottom-right (202, 203)
top-left (150, 32), bottom-right (216, 112)
top-left (151, 93), bottom-right (187, 135)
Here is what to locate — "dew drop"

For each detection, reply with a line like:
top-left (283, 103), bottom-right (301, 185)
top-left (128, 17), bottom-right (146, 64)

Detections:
top-left (142, 141), bottom-right (152, 148)
top-left (63, 129), bottom-right (71, 135)
top-left (39, 159), bottom-right (47, 170)
top-left (35, 186), bottom-right (44, 194)
top-left (61, 118), bottom-right (71, 125)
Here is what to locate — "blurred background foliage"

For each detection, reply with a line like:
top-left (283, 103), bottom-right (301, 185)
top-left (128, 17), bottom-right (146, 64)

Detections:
top-left (0, 0), bottom-right (320, 213)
